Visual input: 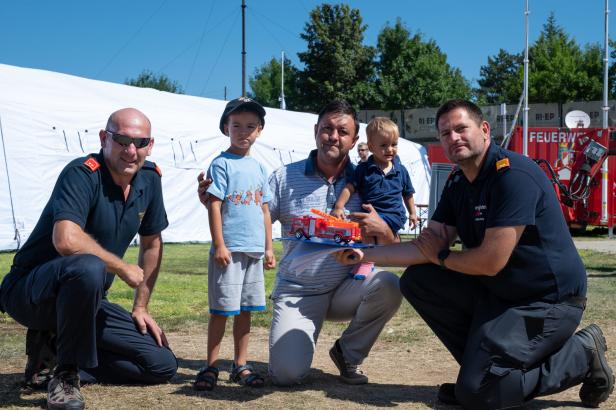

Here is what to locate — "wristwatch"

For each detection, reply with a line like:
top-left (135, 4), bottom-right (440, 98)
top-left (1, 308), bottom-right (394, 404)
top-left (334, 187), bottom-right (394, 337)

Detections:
top-left (438, 248), bottom-right (451, 269)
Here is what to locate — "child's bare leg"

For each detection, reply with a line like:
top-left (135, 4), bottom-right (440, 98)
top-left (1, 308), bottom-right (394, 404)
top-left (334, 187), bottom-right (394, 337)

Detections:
top-left (194, 313), bottom-right (227, 390)
top-left (207, 314), bottom-right (227, 367)
top-left (233, 311), bottom-right (251, 368)
top-left (231, 312), bottom-right (263, 387)
top-left (230, 311), bottom-right (263, 386)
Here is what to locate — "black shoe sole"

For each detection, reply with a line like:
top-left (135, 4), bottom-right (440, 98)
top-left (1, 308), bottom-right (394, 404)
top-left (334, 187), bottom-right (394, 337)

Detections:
top-left (579, 324), bottom-right (615, 408)
top-left (47, 401), bottom-right (84, 410)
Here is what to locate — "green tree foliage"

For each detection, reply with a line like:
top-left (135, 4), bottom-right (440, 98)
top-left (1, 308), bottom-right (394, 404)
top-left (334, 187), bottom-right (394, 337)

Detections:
top-left (608, 39), bottom-right (616, 98)
top-left (475, 49), bottom-right (523, 104)
top-left (477, 13), bottom-right (615, 104)
top-left (528, 13), bottom-right (597, 103)
top-left (375, 19), bottom-right (471, 109)
top-left (248, 56), bottom-right (300, 109)
top-left (296, 4), bottom-right (376, 112)
top-left (125, 70), bottom-right (183, 94)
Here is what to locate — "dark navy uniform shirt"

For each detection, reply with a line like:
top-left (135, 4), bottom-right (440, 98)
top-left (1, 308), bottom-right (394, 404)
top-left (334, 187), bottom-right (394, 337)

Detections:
top-left (12, 151), bottom-right (168, 290)
top-left (350, 154), bottom-right (414, 233)
top-left (432, 142), bottom-right (586, 303)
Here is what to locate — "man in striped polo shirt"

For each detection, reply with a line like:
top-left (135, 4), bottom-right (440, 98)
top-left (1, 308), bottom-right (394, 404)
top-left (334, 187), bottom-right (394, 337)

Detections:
top-left (267, 100), bottom-right (402, 385)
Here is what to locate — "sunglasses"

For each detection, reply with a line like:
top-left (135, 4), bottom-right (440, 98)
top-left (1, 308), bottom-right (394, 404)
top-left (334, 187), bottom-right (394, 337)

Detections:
top-left (105, 131), bottom-right (151, 149)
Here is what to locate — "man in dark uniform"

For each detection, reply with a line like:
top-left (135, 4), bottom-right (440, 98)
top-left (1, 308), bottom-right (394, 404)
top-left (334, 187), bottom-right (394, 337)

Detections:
top-left (0, 108), bottom-right (177, 410)
top-left (337, 99), bottom-right (614, 409)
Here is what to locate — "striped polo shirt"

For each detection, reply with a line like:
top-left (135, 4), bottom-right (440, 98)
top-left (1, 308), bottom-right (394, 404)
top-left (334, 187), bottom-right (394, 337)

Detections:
top-left (268, 150), bottom-right (362, 297)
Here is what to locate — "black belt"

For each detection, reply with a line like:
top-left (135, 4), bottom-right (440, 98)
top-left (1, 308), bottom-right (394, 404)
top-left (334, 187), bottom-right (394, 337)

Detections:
top-left (563, 296), bottom-right (586, 309)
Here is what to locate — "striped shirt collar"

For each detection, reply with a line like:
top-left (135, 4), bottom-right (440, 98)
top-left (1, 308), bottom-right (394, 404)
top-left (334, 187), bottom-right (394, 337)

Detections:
top-left (304, 149), bottom-right (356, 181)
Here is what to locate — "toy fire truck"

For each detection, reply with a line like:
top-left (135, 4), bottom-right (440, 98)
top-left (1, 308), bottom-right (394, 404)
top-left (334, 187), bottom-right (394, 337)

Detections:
top-left (289, 208), bottom-right (362, 244)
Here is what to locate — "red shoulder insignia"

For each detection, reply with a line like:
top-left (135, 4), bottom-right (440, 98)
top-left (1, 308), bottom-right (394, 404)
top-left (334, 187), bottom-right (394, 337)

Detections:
top-left (83, 157), bottom-right (100, 172)
top-left (496, 158), bottom-right (510, 171)
top-left (154, 163), bottom-right (162, 177)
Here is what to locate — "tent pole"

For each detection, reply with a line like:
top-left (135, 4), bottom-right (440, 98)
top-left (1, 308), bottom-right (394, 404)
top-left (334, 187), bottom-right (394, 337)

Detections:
top-left (0, 115), bottom-right (21, 249)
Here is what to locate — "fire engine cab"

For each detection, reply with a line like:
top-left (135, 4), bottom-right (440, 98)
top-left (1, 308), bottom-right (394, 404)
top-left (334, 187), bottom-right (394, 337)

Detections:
top-left (289, 209), bottom-right (362, 244)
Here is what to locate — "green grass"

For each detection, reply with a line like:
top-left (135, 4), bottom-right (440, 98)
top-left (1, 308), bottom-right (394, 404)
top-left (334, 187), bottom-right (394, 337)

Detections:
top-left (1, 241), bottom-right (614, 335)
top-left (578, 249), bottom-right (616, 273)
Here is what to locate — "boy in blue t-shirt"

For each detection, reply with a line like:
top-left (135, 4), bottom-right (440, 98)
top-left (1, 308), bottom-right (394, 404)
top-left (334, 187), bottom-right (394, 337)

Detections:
top-left (194, 97), bottom-right (275, 391)
top-left (332, 117), bottom-right (417, 279)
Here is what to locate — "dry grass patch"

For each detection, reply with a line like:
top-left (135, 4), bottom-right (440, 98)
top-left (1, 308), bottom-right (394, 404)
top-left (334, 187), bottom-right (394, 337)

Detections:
top-left (2, 323), bottom-right (616, 409)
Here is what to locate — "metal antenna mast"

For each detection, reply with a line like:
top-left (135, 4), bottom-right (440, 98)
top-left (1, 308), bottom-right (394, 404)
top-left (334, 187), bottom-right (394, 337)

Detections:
top-left (280, 51), bottom-right (287, 109)
top-left (241, 0), bottom-right (246, 96)
top-left (522, 0), bottom-right (530, 157)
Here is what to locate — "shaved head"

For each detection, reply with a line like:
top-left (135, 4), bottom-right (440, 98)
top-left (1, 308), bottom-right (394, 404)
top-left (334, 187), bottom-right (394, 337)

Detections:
top-left (106, 108), bottom-right (151, 135)
top-left (99, 107), bottom-right (153, 186)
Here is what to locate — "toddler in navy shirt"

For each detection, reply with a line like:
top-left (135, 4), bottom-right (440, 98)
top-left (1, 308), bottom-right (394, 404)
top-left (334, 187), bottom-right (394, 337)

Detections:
top-left (332, 117), bottom-right (417, 279)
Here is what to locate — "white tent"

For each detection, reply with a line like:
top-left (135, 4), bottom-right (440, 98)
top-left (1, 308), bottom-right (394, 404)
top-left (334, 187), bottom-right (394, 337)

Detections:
top-left (0, 64), bottom-right (431, 251)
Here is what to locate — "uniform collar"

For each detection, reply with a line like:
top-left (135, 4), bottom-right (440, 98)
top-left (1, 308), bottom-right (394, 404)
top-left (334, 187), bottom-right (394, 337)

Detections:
top-left (304, 149), bottom-right (355, 181)
top-left (96, 150), bottom-right (146, 200)
top-left (474, 142), bottom-right (499, 182)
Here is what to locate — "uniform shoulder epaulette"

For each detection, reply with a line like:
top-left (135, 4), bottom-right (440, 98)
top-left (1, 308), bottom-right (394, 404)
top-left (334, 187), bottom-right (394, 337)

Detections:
top-left (495, 157), bottom-right (510, 172)
top-left (143, 161), bottom-right (163, 177)
top-left (82, 157), bottom-right (101, 172)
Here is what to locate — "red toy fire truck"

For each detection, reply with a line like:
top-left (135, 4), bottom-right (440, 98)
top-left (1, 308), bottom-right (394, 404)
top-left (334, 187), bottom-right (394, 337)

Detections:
top-left (289, 208), bottom-right (362, 244)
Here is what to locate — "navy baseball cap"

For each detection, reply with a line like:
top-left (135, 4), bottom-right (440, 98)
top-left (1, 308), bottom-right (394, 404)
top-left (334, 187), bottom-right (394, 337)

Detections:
top-left (219, 97), bottom-right (266, 134)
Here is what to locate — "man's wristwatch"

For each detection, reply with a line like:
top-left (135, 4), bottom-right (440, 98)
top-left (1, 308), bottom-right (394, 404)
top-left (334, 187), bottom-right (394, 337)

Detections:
top-left (437, 248), bottom-right (451, 269)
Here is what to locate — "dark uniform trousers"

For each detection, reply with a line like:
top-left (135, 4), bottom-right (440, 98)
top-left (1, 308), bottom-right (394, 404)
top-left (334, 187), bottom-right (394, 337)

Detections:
top-left (400, 264), bottom-right (591, 410)
top-left (0, 254), bottom-right (177, 384)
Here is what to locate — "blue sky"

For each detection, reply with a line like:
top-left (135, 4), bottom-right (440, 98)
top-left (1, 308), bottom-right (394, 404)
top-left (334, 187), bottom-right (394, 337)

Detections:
top-left (2, 1), bottom-right (611, 100)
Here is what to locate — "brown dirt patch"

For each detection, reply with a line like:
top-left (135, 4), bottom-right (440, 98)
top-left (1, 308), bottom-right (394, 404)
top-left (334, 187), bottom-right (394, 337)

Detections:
top-left (1, 325), bottom-right (615, 409)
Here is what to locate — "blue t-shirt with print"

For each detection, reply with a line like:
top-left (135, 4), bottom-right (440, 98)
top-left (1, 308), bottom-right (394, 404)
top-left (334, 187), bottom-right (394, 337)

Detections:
top-left (206, 151), bottom-right (272, 252)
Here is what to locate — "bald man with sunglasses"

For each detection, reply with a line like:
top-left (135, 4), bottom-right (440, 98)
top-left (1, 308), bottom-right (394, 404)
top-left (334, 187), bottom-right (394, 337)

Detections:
top-left (0, 108), bottom-right (177, 410)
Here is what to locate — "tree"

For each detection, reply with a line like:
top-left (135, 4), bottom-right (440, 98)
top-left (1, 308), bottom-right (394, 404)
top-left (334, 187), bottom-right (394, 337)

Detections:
top-left (125, 70), bottom-right (183, 94)
top-left (476, 13), bottom-right (610, 104)
top-left (296, 4), bottom-right (376, 112)
top-left (526, 13), bottom-right (590, 103)
top-left (608, 39), bottom-right (616, 98)
top-left (374, 19), bottom-right (471, 109)
top-left (475, 49), bottom-right (523, 104)
top-left (248, 56), bottom-right (300, 109)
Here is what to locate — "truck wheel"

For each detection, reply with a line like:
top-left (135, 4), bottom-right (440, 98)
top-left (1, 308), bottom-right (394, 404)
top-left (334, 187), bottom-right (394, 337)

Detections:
top-left (569, 222), bottom-right (587, 236)
top-left (295, 230), bottom-right (304, 239)
top-left (334, 234), bottom-right (342, 243)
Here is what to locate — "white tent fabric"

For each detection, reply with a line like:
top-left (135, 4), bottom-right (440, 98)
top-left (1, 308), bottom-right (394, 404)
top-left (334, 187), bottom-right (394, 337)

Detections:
top-left (0, 64), bottom-right (431, 251)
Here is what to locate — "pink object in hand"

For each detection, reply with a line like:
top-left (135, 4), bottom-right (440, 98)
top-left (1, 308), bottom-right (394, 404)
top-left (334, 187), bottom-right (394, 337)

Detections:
top-left (350, 262), bottom-right (375, 281)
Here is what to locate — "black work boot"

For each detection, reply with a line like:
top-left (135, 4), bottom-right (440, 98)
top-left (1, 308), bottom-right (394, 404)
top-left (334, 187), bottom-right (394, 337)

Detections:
top-left (437, 382), bottom-right (459, 405)
top-left (24, 329), bottom-right (57, 389)
top-left (576, 324), bottom-right (614, 408)
top-left (47, 368), bottom-right (84, 410)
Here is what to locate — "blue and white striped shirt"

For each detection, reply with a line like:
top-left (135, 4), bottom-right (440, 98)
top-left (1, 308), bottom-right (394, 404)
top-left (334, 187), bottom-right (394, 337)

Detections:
top-left (268, 150), bottom-right (362, 297)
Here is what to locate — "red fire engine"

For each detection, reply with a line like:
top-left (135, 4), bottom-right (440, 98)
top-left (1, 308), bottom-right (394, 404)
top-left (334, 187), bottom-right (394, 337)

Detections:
top-left (428, 126), bottom-right (616, 234)
top-left (289, 208), bottom-right (362, 244)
